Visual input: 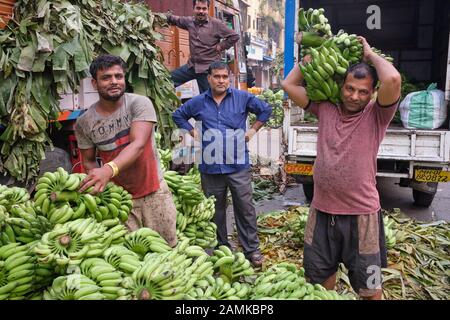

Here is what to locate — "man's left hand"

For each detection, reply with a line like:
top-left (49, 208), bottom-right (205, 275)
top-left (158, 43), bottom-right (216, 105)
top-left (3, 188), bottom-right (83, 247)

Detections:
top-left (216, 44), bottom-right (222, 53)
top-left (245, 128), bottom-right (257, 142)
top-left (79, 166), bottom-right (113, 194)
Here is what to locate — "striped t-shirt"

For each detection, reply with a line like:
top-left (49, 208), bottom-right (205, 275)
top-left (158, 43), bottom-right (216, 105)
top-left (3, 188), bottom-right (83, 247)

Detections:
top-left (75, 93), bottom-right (163, 198)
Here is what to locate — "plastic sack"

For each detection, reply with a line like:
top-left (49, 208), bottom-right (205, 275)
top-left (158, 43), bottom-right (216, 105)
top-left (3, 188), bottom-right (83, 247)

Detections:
top-left (399, 83), bottom-right (447, 129)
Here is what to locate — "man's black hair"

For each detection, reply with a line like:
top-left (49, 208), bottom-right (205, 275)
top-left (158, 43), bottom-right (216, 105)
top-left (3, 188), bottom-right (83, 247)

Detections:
top-left (90, 55), bottom-right (127, 80)
top-left (208, 61), bottom-right (230, 75)
top-left (344, 62), bottom-right (379, 89)
top-left (193, 0), bottom-right (210, 7)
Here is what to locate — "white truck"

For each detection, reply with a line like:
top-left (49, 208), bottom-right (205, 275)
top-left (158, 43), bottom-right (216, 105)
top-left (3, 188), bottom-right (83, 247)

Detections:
top-left (283, 0), bottom-right (450, 207)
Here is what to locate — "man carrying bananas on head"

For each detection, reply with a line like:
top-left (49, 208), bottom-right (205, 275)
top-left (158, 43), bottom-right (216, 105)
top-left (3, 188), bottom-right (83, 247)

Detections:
top-left (74, 55), bottom-right (177, 247)
top-left (282, 36), bottom-right (401, 300)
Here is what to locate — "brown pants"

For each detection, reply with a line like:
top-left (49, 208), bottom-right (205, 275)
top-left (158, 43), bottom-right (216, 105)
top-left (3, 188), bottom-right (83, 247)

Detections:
top-left (125, 180), bottom-right (177, 247)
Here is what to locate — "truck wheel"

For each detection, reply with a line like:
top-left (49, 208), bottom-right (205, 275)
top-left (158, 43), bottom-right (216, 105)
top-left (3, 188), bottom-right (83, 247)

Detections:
top-left (302, 183), bottom-right (314, 202)
top-left (412, 189), bottom-right (436, 207)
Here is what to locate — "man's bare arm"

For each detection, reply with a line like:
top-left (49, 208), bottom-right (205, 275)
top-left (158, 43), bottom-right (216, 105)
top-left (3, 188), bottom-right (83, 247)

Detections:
top-left (281, 58), bottom-right (311, 109)
top-left (359, 36), bottom-right (401, 106)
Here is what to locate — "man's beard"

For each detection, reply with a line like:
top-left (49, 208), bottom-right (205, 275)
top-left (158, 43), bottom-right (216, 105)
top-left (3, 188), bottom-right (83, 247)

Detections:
top-left (99, 87), bottom-right (125, 101)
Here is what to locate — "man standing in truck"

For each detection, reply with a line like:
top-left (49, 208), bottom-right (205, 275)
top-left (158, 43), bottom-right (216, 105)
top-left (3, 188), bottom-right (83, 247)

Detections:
top-left (167, 0), bottom-right (240, 93)
top-left (74, 55), bottom-right (177, 247)
top-left (172, 61), bottom-right (272, 267)
top-left (282, 37), bottom-right (401, 299)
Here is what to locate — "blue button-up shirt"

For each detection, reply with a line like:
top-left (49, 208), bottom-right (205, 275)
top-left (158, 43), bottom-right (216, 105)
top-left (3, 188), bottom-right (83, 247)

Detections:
top-left (172, 88), bottom-right (272, 174)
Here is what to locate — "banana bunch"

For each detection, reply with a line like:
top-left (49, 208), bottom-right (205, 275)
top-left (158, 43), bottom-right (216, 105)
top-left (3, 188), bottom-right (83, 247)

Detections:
top-left (186, 166), bottom-right (201, 185)
top-left (0, 243), bottom-right (36, 300)
top-left (176, 211), bottom-right (188, 232)
top-left (0, 185), bottom-right (30, 209)
top-left (0, 205), bottom-right (15, 245)
top-left (209, 246), bottom-right (254, 282)
top-left (164, 170), bottom-right (205, 207)
top-left (33, 218), bottom-right (112, 268)
top-left (128, 250), bottom-right (196, 300)
top-left (103, 245), bottom-right (143, 275)
top-left (34, 168), bottom-right (98, 223)
top-left (332, 31), bottom-right (363, 65)
top-left (183, 220), bottom-right (218, 249)
top-left (252, 263), bottom-right (354, 300)
top-left (123, 228), bottom-right (172, 259)
top-left (298, 8), bottom-right (332, 37)
top-left (299, 44), bottom-right (349, 104)
top-left (5, 202), bottom-right (52, 244)
top-left (43, 274), bottom-right (105, 300)
top-left (289, 206), bottom-right (309, 243)
top-left (80, 258), bottom-right (130, 299)
top-left (96, 182), bottom-right (133, 223)
top-left (383, 216), bottom-right (397, 249)
top-left (185, 196), bottom-right (216, 224)
top-left (188, 275), bottom-right (250, 300)
top-left (158, 148), bottom-right (172, 172)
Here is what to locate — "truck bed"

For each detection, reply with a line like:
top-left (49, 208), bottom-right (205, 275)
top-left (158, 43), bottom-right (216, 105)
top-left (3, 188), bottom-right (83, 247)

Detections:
top-left (288, 122), bottom-right (450, 163)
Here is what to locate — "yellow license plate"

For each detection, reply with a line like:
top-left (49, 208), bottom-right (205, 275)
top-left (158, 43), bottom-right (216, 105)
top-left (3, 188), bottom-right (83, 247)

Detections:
top-left (285, 163), bottom-right (314, 175)
top-left (414, 169), bottom-right (450, 183)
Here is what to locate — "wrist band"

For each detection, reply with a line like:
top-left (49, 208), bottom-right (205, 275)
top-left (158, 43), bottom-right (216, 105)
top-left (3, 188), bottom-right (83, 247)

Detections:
top-left (105, 161), bottom-right (119, 178)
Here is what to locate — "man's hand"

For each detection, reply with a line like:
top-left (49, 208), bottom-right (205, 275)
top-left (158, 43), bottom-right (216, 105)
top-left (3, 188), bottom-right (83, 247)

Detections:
top-left (216, 44), bottom-right (222, 53)
top-left (245, 128), bottom-right (257, 142)
top-left (358, 36), bottom-right (375, 63)
top-left (79, 166), bottom-right (113, 194)
top-left (301, 54), bottom-right (312, 65)
top-left (190, 128), bottom-right (200, 141)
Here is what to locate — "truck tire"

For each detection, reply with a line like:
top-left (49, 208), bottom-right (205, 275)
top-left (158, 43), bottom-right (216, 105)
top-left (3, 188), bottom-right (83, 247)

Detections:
top-left (39, 147), bottom-right (72, 175)
top-left (302, 183), bottom-right (314, 202)
top-left (412, 189), bottom-right (436, 207)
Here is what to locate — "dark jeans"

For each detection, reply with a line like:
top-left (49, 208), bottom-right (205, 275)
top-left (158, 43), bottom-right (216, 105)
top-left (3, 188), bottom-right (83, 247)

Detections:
top-left (171, 64), bottom-right (209, 93)
top-left (200, 169), bottom-right (260, 257)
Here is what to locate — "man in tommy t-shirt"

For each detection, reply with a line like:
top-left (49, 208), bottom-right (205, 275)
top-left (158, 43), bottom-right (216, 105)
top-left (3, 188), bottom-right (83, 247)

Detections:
top-left (282, 36), bottom-right (401, 299)
top-left (75, 55), bottom-right (177, 247)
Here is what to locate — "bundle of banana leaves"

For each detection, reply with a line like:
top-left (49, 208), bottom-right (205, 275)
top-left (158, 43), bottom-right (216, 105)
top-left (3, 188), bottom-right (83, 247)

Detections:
top-left (0, 0), bottom-right (178, 183)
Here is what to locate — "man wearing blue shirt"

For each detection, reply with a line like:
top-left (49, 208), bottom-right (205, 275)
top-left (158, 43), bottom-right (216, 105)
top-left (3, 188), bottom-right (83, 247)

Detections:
top-left (172, 61), bottom-right (272, 267)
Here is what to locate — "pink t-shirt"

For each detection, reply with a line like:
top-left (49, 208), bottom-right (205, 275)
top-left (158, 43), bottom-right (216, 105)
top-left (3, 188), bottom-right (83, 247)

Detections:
top-left (307, 99), bottom-right (398, 215)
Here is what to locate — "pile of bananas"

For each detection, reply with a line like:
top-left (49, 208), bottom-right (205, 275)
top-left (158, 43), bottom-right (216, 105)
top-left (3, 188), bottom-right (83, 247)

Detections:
top-left (298, 8), bottom-right (332, 37)
top-left (3, 201), bottom-right (52, 244)
top-left (33, 218), bottom-right (112, 268)
top-left (80, 258), bottom-right (130, 299)
top-left (123, 228), bottom-right (172, 259)
top-left (103, 245), bottom-right (143, 275)
top-left (252, 263), bottom-right (355, 300)
top-left (209, 245), bottom-right (255, 283)
top-left (187, 275), bottom-right (252, 300)
top-left (43, 274), bottom-right (105, 300)
top-left (289, 206), bottom-right (309, 243)
top-left (181, 220), bottom-right (218, 249)
top-left (0, 243), bottom-right (36, 300)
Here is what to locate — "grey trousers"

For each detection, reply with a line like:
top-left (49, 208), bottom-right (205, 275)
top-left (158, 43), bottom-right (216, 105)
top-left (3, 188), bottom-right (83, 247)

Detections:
top-left (201, 169), bottom-right (260, 256)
